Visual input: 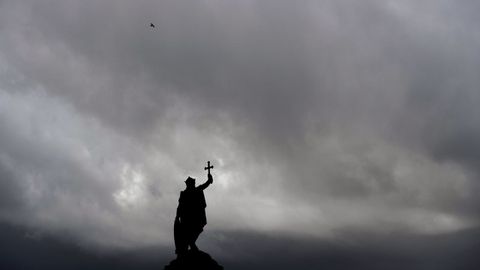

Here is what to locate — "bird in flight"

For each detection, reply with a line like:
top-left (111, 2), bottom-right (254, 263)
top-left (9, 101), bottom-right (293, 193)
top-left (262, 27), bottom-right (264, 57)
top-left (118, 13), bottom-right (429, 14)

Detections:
top-left (150, 23), bottom-right (155, 28)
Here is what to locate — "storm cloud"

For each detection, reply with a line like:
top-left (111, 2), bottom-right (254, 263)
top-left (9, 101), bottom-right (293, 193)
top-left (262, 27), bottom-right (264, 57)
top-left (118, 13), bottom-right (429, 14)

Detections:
top-left (1, 0), bottom-right (479, 268)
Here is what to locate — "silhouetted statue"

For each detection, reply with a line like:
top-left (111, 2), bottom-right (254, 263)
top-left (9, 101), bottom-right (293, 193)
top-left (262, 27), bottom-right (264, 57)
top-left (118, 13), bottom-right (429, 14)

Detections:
top-left (174, 172), bottom-right (212, 254)
top-left (165, 161), bottom-right (223, 270)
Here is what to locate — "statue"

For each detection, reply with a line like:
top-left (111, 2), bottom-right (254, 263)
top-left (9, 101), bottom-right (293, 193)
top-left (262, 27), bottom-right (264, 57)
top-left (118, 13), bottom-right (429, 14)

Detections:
top-left (175, 161), bottom-right (214, 255)
top-left (165, 161), bottom-right (223, 270)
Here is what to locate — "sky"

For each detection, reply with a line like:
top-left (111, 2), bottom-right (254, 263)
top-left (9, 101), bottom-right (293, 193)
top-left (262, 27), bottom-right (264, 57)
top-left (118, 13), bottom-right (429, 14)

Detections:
top-left (0, 0), bottom-right (479, 269)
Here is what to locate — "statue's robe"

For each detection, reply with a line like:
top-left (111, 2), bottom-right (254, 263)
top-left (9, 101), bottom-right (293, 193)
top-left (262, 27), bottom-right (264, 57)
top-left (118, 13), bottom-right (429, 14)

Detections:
top-left (178, 188), bottom-right (207, 228)
top-left (175, 184), bottom-right (209, 254)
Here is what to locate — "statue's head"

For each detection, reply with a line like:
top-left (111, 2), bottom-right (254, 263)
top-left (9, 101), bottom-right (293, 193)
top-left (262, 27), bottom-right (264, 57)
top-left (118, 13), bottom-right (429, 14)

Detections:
top-left (185, 177), bottom-right (195, 189)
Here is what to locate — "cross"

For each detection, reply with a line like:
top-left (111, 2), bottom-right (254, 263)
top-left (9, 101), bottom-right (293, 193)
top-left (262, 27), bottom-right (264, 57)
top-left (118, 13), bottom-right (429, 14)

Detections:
top-left (204, 161), bottom-right (214, 175)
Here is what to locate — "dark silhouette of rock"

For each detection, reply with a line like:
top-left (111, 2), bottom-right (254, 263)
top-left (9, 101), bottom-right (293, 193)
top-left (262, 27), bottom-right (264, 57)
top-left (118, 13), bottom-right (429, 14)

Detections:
top-left (164, 250), bottom-right (223, 270)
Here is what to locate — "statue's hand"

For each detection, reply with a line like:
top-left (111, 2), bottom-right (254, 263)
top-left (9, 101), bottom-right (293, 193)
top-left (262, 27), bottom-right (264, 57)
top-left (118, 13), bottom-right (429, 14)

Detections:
top-left (208, 173), bottom-right (213, 183)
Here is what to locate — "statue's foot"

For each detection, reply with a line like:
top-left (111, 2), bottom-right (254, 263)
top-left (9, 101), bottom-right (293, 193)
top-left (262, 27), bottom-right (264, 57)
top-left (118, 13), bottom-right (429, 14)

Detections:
top-left (175, 248), bottom-right (187, 258)
top-left (189, 243), bottom-right (199, 252)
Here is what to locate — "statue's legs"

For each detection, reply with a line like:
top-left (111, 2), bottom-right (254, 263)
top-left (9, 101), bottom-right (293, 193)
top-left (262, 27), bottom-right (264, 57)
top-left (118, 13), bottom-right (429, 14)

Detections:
top-left (186, 225), bottom-right (203, 251)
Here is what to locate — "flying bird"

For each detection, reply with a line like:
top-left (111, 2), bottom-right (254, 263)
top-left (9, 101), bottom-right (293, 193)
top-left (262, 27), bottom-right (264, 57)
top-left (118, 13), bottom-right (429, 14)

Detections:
top-left (150, 23), bottom-right (155, 28)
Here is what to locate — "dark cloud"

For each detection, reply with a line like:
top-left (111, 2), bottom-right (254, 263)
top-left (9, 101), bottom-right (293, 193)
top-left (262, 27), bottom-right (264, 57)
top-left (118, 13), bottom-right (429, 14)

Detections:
top-left (0, 222), bottom-right (169, 270)
top-left (0, 161), bottom-right (24, 212)
top-left (1, 222), bottom-right (479, 270)
top-left (217, 228), bottom-right (480, 270)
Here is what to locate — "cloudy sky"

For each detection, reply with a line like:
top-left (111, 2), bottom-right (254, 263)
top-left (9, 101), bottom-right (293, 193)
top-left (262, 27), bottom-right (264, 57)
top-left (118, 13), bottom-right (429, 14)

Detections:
top-left (1, 0), bottom-right (479, 269)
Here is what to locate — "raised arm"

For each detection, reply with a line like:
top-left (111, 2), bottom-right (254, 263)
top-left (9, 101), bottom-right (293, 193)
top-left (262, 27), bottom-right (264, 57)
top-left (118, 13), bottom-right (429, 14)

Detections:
top-left (197, 173), bottom-right (213, 191)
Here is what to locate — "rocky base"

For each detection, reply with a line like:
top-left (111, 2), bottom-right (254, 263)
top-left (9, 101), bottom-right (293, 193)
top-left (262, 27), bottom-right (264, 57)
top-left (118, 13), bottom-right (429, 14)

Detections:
top-left (164, 250), bottom-right (223, 270)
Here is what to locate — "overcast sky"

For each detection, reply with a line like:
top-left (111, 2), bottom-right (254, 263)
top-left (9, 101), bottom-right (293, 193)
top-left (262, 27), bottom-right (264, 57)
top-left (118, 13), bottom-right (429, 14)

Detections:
top-left (1, 0), bottom-right (479, 269)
